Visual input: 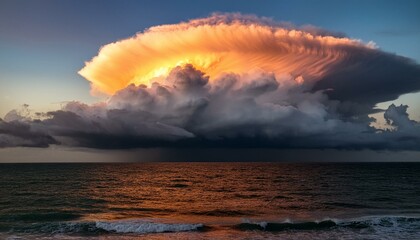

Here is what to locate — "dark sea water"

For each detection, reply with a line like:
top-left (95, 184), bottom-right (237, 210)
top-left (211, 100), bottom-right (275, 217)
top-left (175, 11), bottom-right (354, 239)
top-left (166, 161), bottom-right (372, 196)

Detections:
top-left (0, 162), bottom-right (419, 239)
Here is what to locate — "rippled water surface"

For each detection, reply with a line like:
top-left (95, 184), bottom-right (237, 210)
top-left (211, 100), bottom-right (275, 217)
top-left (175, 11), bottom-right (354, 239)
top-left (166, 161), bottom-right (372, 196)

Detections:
top-left (0, 162), bottom-right (419, 239)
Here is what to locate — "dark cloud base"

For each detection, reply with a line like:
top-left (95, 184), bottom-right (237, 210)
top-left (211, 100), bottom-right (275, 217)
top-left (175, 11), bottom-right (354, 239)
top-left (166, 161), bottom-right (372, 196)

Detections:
top-left (0, 119), bottom-right (58, 148)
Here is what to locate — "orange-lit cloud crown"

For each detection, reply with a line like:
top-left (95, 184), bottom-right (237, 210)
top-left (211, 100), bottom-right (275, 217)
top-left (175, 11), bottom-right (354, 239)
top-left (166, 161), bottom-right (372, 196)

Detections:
top-left (79, 13), bottom-right (374, 95)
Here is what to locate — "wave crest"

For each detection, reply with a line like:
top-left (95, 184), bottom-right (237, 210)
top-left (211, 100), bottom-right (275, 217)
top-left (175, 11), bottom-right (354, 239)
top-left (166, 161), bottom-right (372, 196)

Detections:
top-left (95, 220), bottom-right (204, 233)
top-left (238, 215), bottom-right (420, 232)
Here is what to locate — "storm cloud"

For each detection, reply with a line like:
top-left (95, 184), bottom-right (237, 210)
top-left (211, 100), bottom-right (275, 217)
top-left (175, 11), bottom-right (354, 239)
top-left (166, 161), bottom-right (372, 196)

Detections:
top-left (0, 118), bottom-right (58, 148)
top-left (1, 14), bottom-right (420, 150)
top-left (1, 64), bottom-right (419, 150)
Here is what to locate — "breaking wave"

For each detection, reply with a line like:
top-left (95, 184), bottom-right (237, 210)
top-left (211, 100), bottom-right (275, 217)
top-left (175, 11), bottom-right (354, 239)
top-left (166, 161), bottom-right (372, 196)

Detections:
top-left (95, 220), bottom-right (204, 233)
top-left (238, 215), bottom-right (420, 232)
top-left (1, 219), bottom-right (205, 235)
top-left (1, 215), bottom-right (419, 238)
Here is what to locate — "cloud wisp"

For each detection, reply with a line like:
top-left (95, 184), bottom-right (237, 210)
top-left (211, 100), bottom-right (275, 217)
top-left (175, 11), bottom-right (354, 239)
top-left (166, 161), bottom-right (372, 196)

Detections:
top-left (1, 13), bottom-right (420, 150)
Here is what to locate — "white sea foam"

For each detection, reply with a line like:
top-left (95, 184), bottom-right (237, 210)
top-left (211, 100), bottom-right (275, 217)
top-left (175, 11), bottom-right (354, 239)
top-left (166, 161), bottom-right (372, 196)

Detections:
top-left (239, 214), bottom-right (420, 235)
top-left (95, 220), bottom-right (203, 233)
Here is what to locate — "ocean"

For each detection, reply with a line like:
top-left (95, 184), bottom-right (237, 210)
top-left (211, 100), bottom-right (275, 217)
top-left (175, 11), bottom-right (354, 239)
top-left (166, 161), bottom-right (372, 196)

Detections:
top-left (0, 162), bottom-right (419, 239)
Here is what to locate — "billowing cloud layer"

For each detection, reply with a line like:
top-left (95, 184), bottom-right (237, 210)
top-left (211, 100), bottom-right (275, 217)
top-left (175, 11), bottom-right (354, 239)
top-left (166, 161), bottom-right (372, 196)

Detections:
top-left (2, 64), bottom-right (420, 150)
top-left (0, 118), bottom-right (58, 148)
top-left (1, 14), bottom-right (420, 150)
top-left (79, 13), bottom-right (420, 111)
